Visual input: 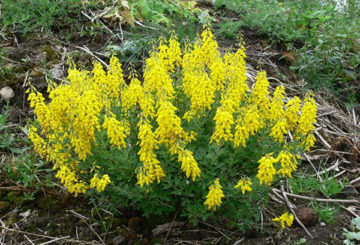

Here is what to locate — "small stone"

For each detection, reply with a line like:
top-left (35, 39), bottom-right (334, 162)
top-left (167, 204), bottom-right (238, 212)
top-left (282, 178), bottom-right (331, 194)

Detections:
top-left (0, 86), bottom-right (15, 101)
top-left (295, 207), bottom-right (318, 227)
top-left (50, 64), bottom-right (64, 80)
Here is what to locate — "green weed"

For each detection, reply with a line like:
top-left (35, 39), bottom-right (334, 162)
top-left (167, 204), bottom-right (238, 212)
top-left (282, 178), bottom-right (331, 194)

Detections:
top-left (216, 20), bottom-right (244, 40)
top-left (289, 172), bottom-right (346, 197)
top-left (311, 201), bottom-right (340, 224)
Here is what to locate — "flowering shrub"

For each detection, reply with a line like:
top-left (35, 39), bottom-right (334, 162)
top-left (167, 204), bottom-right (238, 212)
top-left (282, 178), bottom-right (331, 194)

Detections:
top-left (28, 28), bottom-right (317, 229)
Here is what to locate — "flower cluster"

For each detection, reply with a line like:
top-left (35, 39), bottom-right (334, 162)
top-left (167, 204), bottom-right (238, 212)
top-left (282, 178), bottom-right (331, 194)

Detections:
top-left (28, 29), bottom-right (317, 216)
top-left (204, 178), bottom-right (224, 211)
top-left (272, 212), bottom-right (294, 228)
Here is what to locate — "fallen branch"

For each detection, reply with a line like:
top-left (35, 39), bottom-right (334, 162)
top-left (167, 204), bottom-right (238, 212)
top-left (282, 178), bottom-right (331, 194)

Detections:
top-left (273, 188), bottom-right (360, 204)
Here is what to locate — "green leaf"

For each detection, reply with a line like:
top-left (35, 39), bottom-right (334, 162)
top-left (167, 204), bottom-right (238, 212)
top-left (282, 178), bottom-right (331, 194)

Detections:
top-left (10, 147), bottom-right (30, 154)
top-left (352, 217), bottom-right (360, 230)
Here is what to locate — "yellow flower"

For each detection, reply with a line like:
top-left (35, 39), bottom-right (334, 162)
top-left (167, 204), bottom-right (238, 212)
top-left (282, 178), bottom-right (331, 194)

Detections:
top-left (105, 56), bottom-right (125, 99)
top-left (103, 115), bottom-right (130, 150)
top-left (155, 100), bottom-right (190, 147)
top-left (204, 178), bottom-right (225, 211)
top-left (270, 119), bottom-right (288, 143)
top-left (234, 105), bottom-right (263, 148)
top-left (257, 153), bottom-right (277, 185)
top-left (177, 146), bottom-right (201, 181)
top-left (296, 93), bottom-right (317, 151)
top-left (121, 78), bottom-right (144, 113)
top-left (28, 90), bottom-right (50, 132)
top-left (272, 212), bottom-right (294, 228)
top-left (137, 117), bottom-right (165, 187)
top-left (56, 165), bottom-right (89, 197)
top-left (210, 106), bottom-right (234, 144)
top-left (143, 52), bottom-right (175, 100)
top-left (269, 85), bottom-right (285, 122)
top-left (90, 174), bottom-right (111, 192)
top-left (296, 94), bottom-right (317, 136)
top-left (285, 96), bottom-right (301, 130)
top-left (28, 126), bottom-right (47, 158)
top-left (158, 34), bottom-right (182, 72)
top-left (276, 150), bottom-right (298, 178)
top-left (302, 133), bottom-right (316, 151)
top-left (234, 177), bottom-right (253, 195)
top-left (70, 89), bottom-right (102, 160)
top-left (250, 71), bottom-right (270, 116)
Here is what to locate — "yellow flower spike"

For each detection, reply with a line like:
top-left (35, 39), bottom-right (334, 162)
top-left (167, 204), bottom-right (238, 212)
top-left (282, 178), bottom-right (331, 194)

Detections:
top-left (143, 52), bottom-right (175, 99)
top-left (155, 100), bottom-right (190, 147)
top-left (272, 212), bottom-right (294, 228)
top-left (257, 153), bottom-right (277, 185)
top-left (90, 174), bottom-right (111, 192)
top-left (234, 105), bottom-right (263, 148)
top-left (28, 90), bottom-right (50, 132)
top-left (105, 56), bottom-right (125, 99)
top-left (270, 119), bottom-right (288, 143)
top-left (297, 94), bottom-right (317, 136)
top-left (234, 177), bottom-right (253, 195)
top-left (28, 126), bottom-right (47, 158)
top-left (160, 33), bottom-right (182, 72)
top-left (250, 71), bottom-right (271, 116)
top-left (177, 146), bottom-right (201, 181)
top-left (204, 178), bottom-right (225, 211)
top-left (296, 93), bottom-right (317, 151)
top-left (276, 150), bottom-right (298, 178)
top-left (285, 96), bottom-right (301, 130)
top-left (269, 85), bottom-right (285, 122)
top-left (136, 117), bottom-right (165, 186)
top-left (103, 115), bottom-right (130, 150)
top-left (210, 106), bottom-right (234, 144)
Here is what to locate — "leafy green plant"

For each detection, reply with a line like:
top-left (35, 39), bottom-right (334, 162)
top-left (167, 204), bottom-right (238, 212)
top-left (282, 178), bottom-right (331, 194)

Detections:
top-left (27, 29), bottom-right (317, 231)
top-left (290, 172), bottom-right (346, 197)
top-left (319, 173), bottom-right (346, 197)
top-left (343, 217), bottom-right (360, 245)
top-left (289, 174), bottom-right (320, 194)
top-left (2, 153), bottom-right (53, 190)
top-left (311, 201), bottom-right (340, 224)
top-left (216, 20), bottom-right (244, 40)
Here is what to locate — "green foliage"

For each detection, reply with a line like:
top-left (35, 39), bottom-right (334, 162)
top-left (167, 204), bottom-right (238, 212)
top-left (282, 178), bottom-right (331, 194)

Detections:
top-left (344, 217), bottom-right (360, 245)
top-left (0, 0), bottom-right (83, 34)
top-left (0, 109), bottom-right (53, 200)
top-left (216, 20), bottom-right (244, 40)
top-left (311, 201), bottom-right (340, 224)
top-left (0, 109), bottom-right (29, 154)
top-left (320, 173), bottom-right (347, 197)
top-left (2, 153), bottom-right (54, 190)
top-left (289, 172), bottom-right (346, 197)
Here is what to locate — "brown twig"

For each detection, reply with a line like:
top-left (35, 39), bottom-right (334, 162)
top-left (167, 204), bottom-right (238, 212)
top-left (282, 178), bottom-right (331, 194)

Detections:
top-left (273, 188), bottom-right (360, 204)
